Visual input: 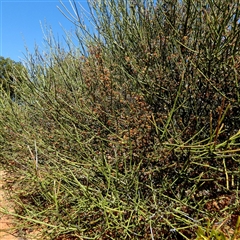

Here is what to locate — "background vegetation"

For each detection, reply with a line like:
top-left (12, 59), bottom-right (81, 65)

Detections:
top-left (0, 56), bottom-right (27, 100)
top-left (0, 0), bottom-right (240, 239)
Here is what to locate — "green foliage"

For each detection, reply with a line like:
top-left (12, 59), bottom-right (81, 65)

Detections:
top-left (0, 56), bottom-right (27, 100)
top-left (196, 216), bottom-right (240, 240)
top-left (0, 0), bottom-right (240, 239)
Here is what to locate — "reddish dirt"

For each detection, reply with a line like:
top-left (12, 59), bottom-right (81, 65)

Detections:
top-left (0, 170), bottom-right (22, 240)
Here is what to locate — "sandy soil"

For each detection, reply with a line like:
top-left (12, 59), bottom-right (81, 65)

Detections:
top-left (0, 170), bottom-right (22, 240)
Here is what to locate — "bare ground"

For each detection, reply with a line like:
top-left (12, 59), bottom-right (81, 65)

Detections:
top-left (0, 170), bottom-right (25, 240)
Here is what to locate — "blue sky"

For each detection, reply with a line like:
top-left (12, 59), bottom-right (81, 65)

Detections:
top-left (0, 0), bottom-right (90, 63)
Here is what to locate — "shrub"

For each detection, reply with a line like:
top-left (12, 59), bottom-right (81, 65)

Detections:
top-left (0, 0), bottom-right (239, 239)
